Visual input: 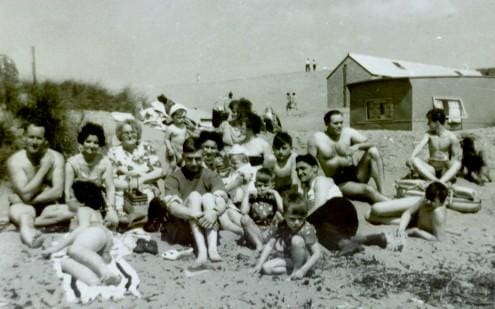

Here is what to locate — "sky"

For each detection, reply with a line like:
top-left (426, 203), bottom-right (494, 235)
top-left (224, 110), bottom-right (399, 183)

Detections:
top-left (1, 0), bottom-right (495, 92)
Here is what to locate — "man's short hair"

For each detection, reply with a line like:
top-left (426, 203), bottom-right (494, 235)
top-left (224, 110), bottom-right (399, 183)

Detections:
top-left (183, 136), bottom-right (201, 154)
top-left (426, 108), bottom-right (446, 125)
top-left (425, 181), bottom-right (449, 204)
top-left (198, 130), bottom-right (224, 151)
top-left (282, 191), bottom-right (308, 217)
top-left (273, 132), bottom-right (292, 149)
top-left (77, 122), bottom-right (106, 147)
top-left (296, 153), bottom-right (318, 167)
top-left (323, 110), bottom-right (342, 125)
top-left (115, 119), bottom-right (142, 142)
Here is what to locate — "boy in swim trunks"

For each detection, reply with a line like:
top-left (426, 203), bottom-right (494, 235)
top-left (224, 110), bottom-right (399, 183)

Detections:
top-left (272, 132), bottom-right (299, 193)
top-left (408, 108), bottom-right (461, 183)
top-left (396, 181), bottom-right (448, 241)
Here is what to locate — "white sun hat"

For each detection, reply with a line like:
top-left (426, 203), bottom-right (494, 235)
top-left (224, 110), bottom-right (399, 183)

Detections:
top-left (169, 103), bottom-right (188, 116)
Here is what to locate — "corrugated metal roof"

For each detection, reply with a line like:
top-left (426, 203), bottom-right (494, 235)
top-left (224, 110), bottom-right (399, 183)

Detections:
top-left (349, 53), bottom-right (481, 77)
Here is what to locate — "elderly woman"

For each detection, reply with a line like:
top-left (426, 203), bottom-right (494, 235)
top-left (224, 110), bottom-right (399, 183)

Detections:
top-left (107, 119), bottom-right (163, 224)
top-left (238, 112), bottom-right (276, 168)
top-left (65, 122), bottom-right (119, 228)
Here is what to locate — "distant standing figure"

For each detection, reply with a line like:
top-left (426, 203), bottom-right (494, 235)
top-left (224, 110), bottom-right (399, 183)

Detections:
top-left (285, 93), bottom-right (292, 115)
top-left (312, 59), bottom-right (316, 71)
top-left (305, 58), bottom-right (310, 72)
top-left (291, 93), bottom-right (298, 111)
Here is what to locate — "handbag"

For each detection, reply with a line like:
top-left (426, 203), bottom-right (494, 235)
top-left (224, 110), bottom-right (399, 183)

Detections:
top-left (124, 175), bottom-right (148, 210)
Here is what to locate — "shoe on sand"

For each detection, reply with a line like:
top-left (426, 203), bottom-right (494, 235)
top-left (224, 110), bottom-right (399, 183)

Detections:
top-left (161, 248), bottom-right (194, 261)
top-left (133, 238), bottom-right (147, 254)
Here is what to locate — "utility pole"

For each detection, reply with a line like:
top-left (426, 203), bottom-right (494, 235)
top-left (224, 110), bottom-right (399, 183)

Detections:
top-left (31, 46), bottom-right (37, 84)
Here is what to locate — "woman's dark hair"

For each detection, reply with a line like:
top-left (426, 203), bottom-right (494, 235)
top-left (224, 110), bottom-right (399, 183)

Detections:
top-left (198, 130), bottom-right (224, 151)
top-left (240, 112), bottom-right (263, 135)
top-left (72, 181), bottom-right (105, 211)
top-left (77, 122), bottom-right (106, 146)
top-left (296, 153), bottom-right (318, 167)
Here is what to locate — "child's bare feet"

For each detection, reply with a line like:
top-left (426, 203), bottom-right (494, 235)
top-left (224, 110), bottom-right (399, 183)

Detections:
top-left (195, 253), bottom-right (208, 265)
top-left (21, 229), bottom-right (44, 248)
top-left (208, 250), bottom-right (223, 262)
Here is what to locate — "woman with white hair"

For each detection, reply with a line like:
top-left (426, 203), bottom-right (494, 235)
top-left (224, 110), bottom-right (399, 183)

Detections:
top-left (107, 119), bottom-right (163, 225)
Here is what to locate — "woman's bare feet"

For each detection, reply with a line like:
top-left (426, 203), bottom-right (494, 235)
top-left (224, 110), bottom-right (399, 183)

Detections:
top-left (21, 228), bottom-right (44, 248)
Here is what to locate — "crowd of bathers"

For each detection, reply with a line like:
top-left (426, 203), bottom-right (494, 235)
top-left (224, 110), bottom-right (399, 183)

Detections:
top-left (3, 94), bottom-right (490, 285)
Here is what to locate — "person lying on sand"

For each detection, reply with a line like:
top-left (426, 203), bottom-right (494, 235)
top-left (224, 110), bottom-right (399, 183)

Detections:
top-left (307, 110), bottom-right (387, 203)
top-left (295, 154), bottom-right (400, 255)
top-left (252, 192), bottom-right (321, 281)
top-left (41, 184), bottom-right (121, 286)
top-left (367, 181), bottom-right (448, 242)
top-left (7, 117), bottom-right (73, 248)
top-left (408, 108), bottom-right (461, 183)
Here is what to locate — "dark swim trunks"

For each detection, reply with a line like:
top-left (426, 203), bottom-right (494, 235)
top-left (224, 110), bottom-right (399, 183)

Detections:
top-left (332, 165), bottom-right (359, 185)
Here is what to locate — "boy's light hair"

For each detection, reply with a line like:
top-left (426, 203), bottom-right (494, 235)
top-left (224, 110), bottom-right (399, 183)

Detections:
top-left (255, 167), bottom-right (274, 183)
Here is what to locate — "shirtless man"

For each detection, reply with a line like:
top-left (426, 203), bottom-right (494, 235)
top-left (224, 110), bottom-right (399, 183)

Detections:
top-left (308, 110), bottom-right (387, 203)
top-left (408, 108), bottom-right (461, 183)
top-left (7, 121), bottom-right (73, 247)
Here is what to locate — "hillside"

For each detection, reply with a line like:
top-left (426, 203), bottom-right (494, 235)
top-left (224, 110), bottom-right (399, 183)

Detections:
top-left (140, 70), bottom-right (331, 131)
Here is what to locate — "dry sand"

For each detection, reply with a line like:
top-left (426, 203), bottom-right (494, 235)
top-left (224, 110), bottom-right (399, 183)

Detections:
top-left (0, 112), bottom-right (494, 308)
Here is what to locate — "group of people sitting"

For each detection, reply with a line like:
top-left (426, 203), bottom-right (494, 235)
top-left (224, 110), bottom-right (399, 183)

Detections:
top-left (2, 97), bottom-right (488, 285)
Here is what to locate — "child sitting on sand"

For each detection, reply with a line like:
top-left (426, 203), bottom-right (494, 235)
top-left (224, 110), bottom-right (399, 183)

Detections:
top-left (224, 145), bottom-right (257, 204)
top-left (252, 192), bottom-right (321, 280)
top-left (41, 181), bottom-right (121, 286)
top-left (396, 181), bottom-right (448, 242)
top-left (240, 168), bottom-right (284, 251)
top-left (272, 132), bottom-right (299, 193)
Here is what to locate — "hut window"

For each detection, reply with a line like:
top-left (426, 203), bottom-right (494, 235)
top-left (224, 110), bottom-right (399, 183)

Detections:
top-left (432, 97), bottom-right (468, 120)
top-left (366, 98), bottom-right (394, 120)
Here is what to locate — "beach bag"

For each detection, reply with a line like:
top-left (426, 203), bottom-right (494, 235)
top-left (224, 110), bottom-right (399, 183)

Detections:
top-left (124, 175), bottom-right (148, 212)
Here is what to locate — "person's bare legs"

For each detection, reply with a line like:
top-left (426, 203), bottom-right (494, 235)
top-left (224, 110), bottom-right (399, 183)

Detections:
top-left (68, 228), bottom-right (121, 285)
top-left (411, 158), bottom-right (438, 181)
top-left (290, 235), bottom-right (307, 273)
top-left (240, 214), bottom-right (263, 251)
top-left (0, 186), bottom-right (10, 226)
top-left (262, 258), bottom-right (286, 275)
top-left (366, 196), bottom-right (422, 224)
top-left (356, 147), bottom-right (385, 194)
top-left (61, 258), bottom-right (101, 286)
top-left (339, 182), bottom-right (389, 203)
top-left (439, 161), bottom-right (461, 183)
top-left (202, 193), bottom-right (222, 262)
top-left (218, 208), bottom-right (244, 235)
top-left (187, 192), bottom-right (208, 264)
top-left (9, 203), bottom-right (44, 248)
top-left (34, 204), bottom-right (74, 226)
